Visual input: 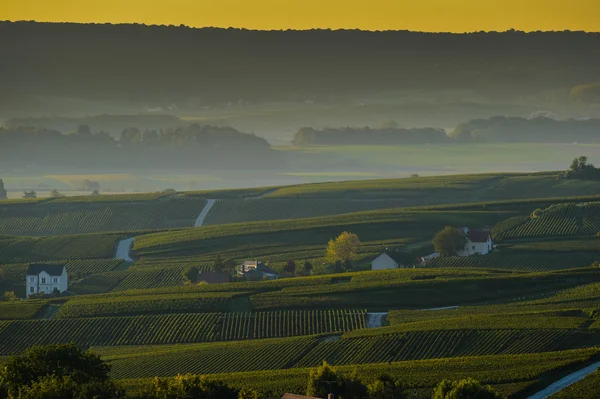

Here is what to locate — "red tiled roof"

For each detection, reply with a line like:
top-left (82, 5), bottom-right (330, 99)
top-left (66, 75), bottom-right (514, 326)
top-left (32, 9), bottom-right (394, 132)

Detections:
top-left (466, 229), bottom-right (491, 243)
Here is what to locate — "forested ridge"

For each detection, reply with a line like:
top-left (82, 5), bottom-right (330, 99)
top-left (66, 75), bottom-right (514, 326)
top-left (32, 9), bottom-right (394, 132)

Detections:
top-left (2, 22), bottom-right (600, 104)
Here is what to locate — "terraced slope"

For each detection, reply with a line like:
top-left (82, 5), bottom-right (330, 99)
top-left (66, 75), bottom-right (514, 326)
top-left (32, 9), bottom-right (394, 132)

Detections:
top-left (0, 196), bottom-right (206, 235)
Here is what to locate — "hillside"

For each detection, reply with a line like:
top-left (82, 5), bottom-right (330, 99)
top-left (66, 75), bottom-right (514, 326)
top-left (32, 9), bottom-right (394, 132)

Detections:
top-left (3, 172), bottom-right (600, 398)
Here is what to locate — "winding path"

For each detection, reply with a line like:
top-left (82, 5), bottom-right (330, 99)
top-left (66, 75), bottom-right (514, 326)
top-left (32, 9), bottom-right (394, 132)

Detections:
top-left (115, 237), bottom-right (135, 261)
top-left (527, 361), bottom-right (600, 399)
top-left (194, 199), bottom-right (216, 227)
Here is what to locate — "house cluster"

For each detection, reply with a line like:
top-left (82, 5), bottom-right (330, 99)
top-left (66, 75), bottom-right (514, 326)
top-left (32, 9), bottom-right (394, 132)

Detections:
top-left (419, 227), bottom-right (494, 264)
top-left (237, 260), bottom-right (279, 280)
top-left (26, 264), bottom-right (68, 297)
top-left (371, 227), bottom-right (494, 269)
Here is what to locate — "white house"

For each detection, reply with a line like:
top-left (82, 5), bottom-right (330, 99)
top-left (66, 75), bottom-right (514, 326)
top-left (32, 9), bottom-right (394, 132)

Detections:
top-left (237, 260), bottom-right (278, 280)
top-left (26, 264), bottom-right (68, 297)
top-left (371, 253), bottom-right (404, 270)
top-left (456, 227), bottom-right (494, 256)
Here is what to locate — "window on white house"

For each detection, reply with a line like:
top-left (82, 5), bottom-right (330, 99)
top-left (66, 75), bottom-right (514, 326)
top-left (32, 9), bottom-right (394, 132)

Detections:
top-left (41, 278), bottom-right (46, 284)
top-left (472, 245), bottom-right (475, 250)
top-left (53, 277), bottom-right (58, 283)
top-left (29, 277), bottom-right (34, 283)
top-left (29, 287), bottom-right (34, 293)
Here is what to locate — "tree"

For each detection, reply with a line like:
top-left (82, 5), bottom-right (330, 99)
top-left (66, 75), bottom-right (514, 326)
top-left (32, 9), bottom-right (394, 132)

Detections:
top-left (0, 343), bottom-right (119, 398)
top-left (91, 189), bottom-right (101, 196)
top-left (213, 254), bottom-right (223, 272)
top-left (284, 260), bottom-right (296, 276)
top-left (432, 378), bottom-right (503, 399)
top-left (182, 267), bottom-right (199, 283)
top-left (432, 226), bottom-right (467, 257)
top-left (22, 191), bottom-right (37, 199)
top-left (50, 189), bottom-right (63, 197)
top-left (303, 261), bottom-right (313, 275)
top-left (306, 361), bottom-right (345, 398)
top-left (76, 125), bottom-right (91, 135)
top-left (367, 374), bottom-right (406, 399)
top-left (325, 232), bottom-right (360, 264)
top-left (149, 374), bottom-right (238, 399)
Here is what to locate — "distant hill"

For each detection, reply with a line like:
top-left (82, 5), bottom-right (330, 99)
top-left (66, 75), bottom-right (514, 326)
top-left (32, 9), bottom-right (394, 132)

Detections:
top-left (1, 22), bottom-right (599, 106)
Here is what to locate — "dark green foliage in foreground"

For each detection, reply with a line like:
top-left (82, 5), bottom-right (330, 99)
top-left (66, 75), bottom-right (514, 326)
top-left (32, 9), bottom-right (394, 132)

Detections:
top-left (0, 343), bottom-right (123, 398)
top-left (144, 374), bottom-right (240, 399)
top-left (432, 378), bottom-right (503, 399)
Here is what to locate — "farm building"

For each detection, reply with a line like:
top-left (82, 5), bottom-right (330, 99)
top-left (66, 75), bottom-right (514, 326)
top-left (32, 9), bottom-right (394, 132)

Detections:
top-left (371, 252), bottom-right (405, 270)
top-left (26, 264), bottom-right (68, 296)
top-left (237, 260), bottom-right (279, 280)
top-left (457, 227), bottom-right (494, 256)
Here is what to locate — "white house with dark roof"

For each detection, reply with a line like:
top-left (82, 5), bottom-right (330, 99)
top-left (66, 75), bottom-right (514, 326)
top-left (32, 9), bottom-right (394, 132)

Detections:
top-left (371, 252), bottom-right (405, 270)
top-left (456, 227), bottom-right (494, 256)
top-left (26, 264), bottom-right (68, 296)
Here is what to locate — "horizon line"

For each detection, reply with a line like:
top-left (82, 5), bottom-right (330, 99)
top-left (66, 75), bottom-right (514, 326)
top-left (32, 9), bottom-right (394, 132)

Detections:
top-left (3, 20), bottom-right (600, 34)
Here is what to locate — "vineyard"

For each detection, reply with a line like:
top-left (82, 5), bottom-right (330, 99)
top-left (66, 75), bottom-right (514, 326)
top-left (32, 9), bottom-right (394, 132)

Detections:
top-left (0, 195), bottom-right (206, 236)
top-left (496, 202), bottom-right (600, 240)
top-left (99, 329), bottom-right (600, 379)
top-left (0, 234), bottom-right (123, 263)
top-left (113, 349), bottom-right (600, 398)
top-left (0, 310), bottom-right (366, 354)
top-left (55, 291), bottom-right (245, 318)
top-left (133, 208), bottom-right (514, 259)
top-left (0, 300), bottom-right (47, 320)
top-left (203, 198), bottom-right (462, 225)
top-left (425, 252), bottom-right (597, 272)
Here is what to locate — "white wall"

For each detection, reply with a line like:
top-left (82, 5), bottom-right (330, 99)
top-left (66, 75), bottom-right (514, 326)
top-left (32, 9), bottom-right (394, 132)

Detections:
top-left (26, 268), bottom-right (68, 297)
top-left (372, 254), bottom-right (399, 270)
top-left (457, 238), bottom-right (493, 256)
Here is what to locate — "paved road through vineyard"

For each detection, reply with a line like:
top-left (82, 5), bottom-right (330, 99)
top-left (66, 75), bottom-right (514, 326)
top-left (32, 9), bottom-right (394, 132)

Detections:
top-left (527, 360), bottom-right (600, 399)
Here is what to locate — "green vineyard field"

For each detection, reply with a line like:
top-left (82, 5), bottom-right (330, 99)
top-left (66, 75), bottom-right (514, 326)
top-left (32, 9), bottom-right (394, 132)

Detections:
top-left (425, 252), bottom-right (597, 272)
top-left (100, 329), bottom-right (600, 379)
top-left (497, 202), bottom-right (600, 240)
top-left (0, 234), bottom-right (123, 263)
top-left (0, 196), bottom-right (206, 236)
top-left (203, 198), bottom-right (462, 225)
top-left (0, 310), bottom-right (366, 353)
top-left (126, 349), bottom-right (599, 398)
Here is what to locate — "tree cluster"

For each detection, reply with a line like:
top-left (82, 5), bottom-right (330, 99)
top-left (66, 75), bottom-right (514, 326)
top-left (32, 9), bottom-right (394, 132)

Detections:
top-left (0, 124), bottom-right (276, 171)
top-left (3, 22), bottom-right (600, 105)
top-left (293, 126), bottom-right (449, 146)
top-left (450, 116), bottom-right (600, 143)
top-left (561, 156), bottom-right (600, 180)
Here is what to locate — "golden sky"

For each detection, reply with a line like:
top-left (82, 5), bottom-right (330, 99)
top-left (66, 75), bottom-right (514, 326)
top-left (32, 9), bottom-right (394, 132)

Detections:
top-left (3, 0), bottom-right (599, 32)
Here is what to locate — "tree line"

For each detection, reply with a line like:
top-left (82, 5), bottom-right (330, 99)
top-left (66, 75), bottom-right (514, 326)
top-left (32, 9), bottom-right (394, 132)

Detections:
top-left (293, 116), bottom-right (600, 146)
top-left (0, 343), bottom-right (504, 398)
top-left (3, 22), bottom-right (600, 106)
top-left (0, 124), bottom-right (277, 170)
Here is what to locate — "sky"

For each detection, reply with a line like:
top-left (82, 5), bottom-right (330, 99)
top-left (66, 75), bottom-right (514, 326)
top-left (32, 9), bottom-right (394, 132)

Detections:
top-left (3, 0), bottom-right (599, 32)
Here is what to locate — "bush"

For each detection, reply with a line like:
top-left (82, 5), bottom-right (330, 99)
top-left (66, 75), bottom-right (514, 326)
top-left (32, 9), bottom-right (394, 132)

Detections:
top-left (182, 267), bottom-right (199, 283)
top-left (432, 378), bottom-right (503, 399)
top-left (148, 374), bottom-right (239, 399)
